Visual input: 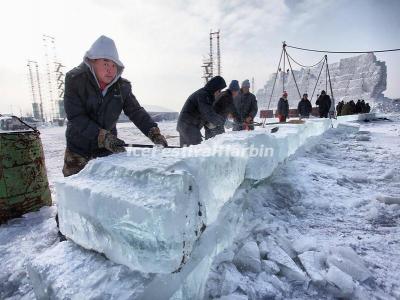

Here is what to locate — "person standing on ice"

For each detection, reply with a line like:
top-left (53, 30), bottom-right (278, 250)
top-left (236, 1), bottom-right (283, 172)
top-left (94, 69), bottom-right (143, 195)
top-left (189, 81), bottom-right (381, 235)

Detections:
top-left (316, 90), bottom-right (332, 118)
top-left (62, 35), bottom-right (168, 177)
top-left (205, 80), bottom-right (240, 140)
top-left (297, 93), bottom-right (312, 119)
top-left (177, 76), bottom-right (227, 146)
top-left (277, 91), bottom-right (289, 123)
top-left (233, 79), bottom-right (258, 131)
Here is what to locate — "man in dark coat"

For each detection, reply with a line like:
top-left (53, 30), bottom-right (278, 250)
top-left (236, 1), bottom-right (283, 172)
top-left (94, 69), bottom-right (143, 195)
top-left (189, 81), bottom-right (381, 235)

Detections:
top-left (365, 102), bottom-right (371, 113)
top-left (177, 76), bottom-right (227, 146)
top-left (205, 80), bottom-right (240, 140)
top-left (355, 99), bottom-right (363, 114)
top-left (277, 91), bottom-right (289, 123)
top-left (233, 79), bottom-right (258, 131)
top-left (316, 90), bottom-right (331, 118)
top-left (297, 93), bottom-right (312, 118)
top-left (336, 101), bottom-right (344, 116)
top-left (341, 100), bottom-right (356, 115)
top-left (63, 35), bottom-right (168, 177)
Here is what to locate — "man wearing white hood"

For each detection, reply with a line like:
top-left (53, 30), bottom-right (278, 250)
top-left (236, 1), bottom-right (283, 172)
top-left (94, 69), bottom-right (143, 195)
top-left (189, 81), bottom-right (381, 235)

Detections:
top-left (62, 35), bottom-right (168, 176)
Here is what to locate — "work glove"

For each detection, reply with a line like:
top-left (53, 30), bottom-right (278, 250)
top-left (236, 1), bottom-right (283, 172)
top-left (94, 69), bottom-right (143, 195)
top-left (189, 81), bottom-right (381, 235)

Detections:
top-left (224, 119), bottom-right (234, 129)
top-left (148, 127), bottom-right (168, 147)
top-left (204, 122), bottom-right (217, 129)
top-left (98, 129), bottom-right (126, 153)
top-left (245, 116), bottom-right (253, 124)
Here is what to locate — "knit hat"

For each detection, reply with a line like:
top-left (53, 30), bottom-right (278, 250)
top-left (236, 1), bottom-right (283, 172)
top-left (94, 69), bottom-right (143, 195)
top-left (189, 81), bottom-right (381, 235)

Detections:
top-left (204, 76), bottom-right (227, 93)
top-left (228, 80), bottom-right (240, 91)
top-left (241, 79), bottom-right (250, 88)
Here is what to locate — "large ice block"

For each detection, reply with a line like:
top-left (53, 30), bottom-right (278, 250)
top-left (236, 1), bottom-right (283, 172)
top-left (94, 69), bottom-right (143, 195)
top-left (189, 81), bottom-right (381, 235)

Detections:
top-left (56, 119), bottom-right (332, 274)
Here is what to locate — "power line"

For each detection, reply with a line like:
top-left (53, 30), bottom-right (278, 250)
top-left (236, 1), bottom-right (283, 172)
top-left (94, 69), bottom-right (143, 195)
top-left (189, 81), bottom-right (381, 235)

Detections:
top-left (286, 44), bottom-right (400, 54)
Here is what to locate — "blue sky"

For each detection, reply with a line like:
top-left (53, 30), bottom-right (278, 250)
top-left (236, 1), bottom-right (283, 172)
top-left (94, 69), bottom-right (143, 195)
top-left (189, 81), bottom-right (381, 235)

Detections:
top-left (0, 0), bottom-right (399, 115)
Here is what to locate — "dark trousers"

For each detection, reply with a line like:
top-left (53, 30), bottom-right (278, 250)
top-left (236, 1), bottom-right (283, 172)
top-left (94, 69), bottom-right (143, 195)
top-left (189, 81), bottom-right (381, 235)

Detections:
top-left (319, 112), bottom-right (329, 118)
top-left (278, 115), bottom-right (287, 123)
top-left (178, 124), bottom-right (202, 147)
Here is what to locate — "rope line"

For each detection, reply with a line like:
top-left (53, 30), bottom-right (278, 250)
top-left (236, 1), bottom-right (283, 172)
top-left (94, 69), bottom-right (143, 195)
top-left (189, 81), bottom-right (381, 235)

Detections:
top-left (285, 51), bottom-right (325, 68)
top-left (286, 44), bottom-right (400, 54)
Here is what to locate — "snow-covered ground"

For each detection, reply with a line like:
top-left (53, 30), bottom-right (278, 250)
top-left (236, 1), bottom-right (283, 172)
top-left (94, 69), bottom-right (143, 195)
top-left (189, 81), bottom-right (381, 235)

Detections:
top-left (1, 116), bottom-right (399, 299)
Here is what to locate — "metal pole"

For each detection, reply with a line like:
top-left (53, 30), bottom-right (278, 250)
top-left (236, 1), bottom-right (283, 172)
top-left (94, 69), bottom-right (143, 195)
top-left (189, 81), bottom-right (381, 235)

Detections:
top-left (285, 48), bottom-right (302, 100)
top-left (217, 30), bottom-right (221, 75)
top-left (282, 42), bottom-right (286, 92)
top-left (326, 55), bottom-right (336, 118)
top-left (209, 31), bottom-right (213, 77)
top-left (263, 47), bottom-right (284, 127)
top-left (34, 62), bottom-right (45, 122)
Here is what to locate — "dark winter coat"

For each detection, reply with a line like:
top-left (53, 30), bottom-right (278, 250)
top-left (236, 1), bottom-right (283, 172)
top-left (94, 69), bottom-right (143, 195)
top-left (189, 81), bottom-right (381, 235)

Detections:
top-left (355, 100), bottom-right (363, 114)
top-left (213, 89), bottom-right (238, 118)
top-left (316, 94), bottom-right (332, 114)
top-left (297, 98), bottom-right (312, 117)
top-left (336, 101), bottom-right (344, 116)
top-left (233, 90), bottom-right (258, 122)
top-left (341, 102), bottom-right (355, 115)
top-left (205, 89), bottom-right (238, 140)
top-left (277, 97), bottom-right (289, 117)
top-left (64, 63), bottom-right (157, 158)
top-left (177, 76), bottom-right (227, 146)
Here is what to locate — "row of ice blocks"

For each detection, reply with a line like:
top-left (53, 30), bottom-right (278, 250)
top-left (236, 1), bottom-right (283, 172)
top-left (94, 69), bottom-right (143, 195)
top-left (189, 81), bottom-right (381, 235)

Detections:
top-left (57, 119), bottom-right (332, 273)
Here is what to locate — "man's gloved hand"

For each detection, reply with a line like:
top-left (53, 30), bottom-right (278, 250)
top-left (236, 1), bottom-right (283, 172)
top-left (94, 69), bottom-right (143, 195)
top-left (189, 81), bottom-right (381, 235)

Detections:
top-left (98, 129), bottom-right (126, 153)
top-left (148, 127), bottom-right (168, 147)
top-left (224, 119), bottom-right (234, 129)
top-left (204, 122), bottom-right (216, 129)
top-left (245, 116), bottom-right (253, 124)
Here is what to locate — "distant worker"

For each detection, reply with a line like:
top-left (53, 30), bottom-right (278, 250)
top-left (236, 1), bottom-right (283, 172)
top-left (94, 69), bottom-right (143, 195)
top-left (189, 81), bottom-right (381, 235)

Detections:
top-left (297, 93), bottom-right (312, 119)
top-left (336, 100), bottom-right (344, 116)
top-left (233, 79), bottom-right (258, 131)
top-left (177, 76), bottom-right (227, 146)
top-left (277, 91), bottom-right (289, 123)
top-left (63, 35), bottom-right (168, 177)
top-left (205, 80), bottom-right (240, 140)
top-left (316, 90), bottom-right (331, 118)
top-left (355, 99), bottom-right (363, 114)
top-left (365, 102), bottom-right (371, 113)
top-left (341, 100), bottom-right (356, 115)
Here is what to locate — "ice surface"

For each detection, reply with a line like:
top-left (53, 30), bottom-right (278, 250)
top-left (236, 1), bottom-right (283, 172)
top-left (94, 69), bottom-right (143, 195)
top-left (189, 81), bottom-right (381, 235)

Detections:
top-left (298, 251), bottom-right (326, 284)
top-left (216, 294), bottom-right (248, 300)
top-left (56, 118), bottom-right (332, 273)
top-left (327, 246), bottom-right (372, 282)
top-left (261, 260), bottom-right (280, 274)
top-left (232, 241), bottom-right (261, 273)
top-left (293, 236), bottom-right (318, 254)
top-left (5, 117), bottom-right (400, 299)
top-left (325, 265), bottom-right (355, 296)
top-left (219, 263), bottom-right (243, 295)
top-left (377, 195), bottom-right (400, 205)
top-left (28, 241), bottom-right (153, 300)
top-left (263, 237), bottom-right (308, 282)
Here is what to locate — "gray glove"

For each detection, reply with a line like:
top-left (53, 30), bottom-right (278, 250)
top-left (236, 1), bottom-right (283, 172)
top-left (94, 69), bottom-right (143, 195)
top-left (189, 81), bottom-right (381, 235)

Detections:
top-left (148, 127), bottom-right (168, 147)
top-left (98, 129), bottom-right (126, 153)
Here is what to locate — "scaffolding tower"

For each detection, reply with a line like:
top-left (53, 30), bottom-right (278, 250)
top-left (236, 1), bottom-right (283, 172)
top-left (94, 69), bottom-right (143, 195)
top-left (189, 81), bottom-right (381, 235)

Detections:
top-left (27, 60), bottom-right (45, 121)
top-left (201, 30), bottom-right (221, 83)
top-left (43, 34), bottom-right (66, 121)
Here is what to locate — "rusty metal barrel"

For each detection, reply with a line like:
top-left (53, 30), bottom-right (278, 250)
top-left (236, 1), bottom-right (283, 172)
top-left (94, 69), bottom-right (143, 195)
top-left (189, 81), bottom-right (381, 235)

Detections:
top-left (0, 126), bottom-right (52, 224)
